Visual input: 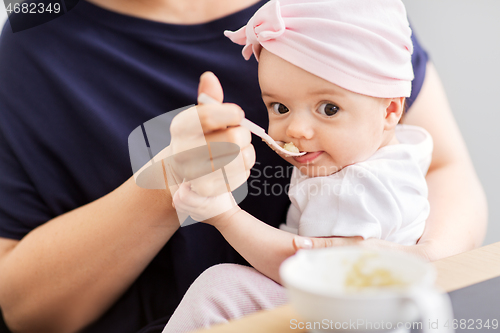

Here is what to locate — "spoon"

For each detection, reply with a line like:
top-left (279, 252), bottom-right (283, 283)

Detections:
top-left (197, 93), bottom-right (306, 157)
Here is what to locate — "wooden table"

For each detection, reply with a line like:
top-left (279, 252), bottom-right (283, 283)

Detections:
top-left (192, 242), bottom-right (500, 333)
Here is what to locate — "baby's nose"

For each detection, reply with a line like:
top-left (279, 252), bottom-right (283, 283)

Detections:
top-left (286, 113), bottom-right (314, 140)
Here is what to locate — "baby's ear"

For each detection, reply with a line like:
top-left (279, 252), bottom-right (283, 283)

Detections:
top-left (384, 97), bottom-right (405, 130)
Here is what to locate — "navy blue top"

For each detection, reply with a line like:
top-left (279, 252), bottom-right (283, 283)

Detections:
top-left (0, 1), bottom-right (428, 332)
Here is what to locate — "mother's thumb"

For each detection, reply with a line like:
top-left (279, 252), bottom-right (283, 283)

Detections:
top-left (198, 71), bottom-right (224, 103)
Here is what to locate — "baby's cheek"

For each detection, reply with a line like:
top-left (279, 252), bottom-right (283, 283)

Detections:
top-left (332, 134), bottom-right (370, 164)
top-left (267, 120), bottom-right (283, 139)
top-left (349, 136), bottom-right (380, 163)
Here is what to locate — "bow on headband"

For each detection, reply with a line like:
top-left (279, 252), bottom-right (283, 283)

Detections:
top-left (225, 1), bottom-right (285, 61)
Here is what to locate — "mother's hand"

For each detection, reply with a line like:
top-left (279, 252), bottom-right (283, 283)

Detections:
top-left (167, 71), bottom-right (256, 198)
top-left (293, 236), bottom-right (431, 261)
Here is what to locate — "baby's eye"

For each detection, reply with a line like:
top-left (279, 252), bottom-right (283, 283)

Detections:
top-left (318, 103), bottom-right (339, 116)
top-left (271, 103), bottom-right (290, 115)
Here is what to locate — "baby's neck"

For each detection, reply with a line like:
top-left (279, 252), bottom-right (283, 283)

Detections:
top-left (386, 134), bottom-right (400, 146)
top-left (380, 130), bottom-right (399, 149)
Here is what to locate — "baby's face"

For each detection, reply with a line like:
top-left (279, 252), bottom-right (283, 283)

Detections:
top-left (258, 48), bottom-right (394, 177)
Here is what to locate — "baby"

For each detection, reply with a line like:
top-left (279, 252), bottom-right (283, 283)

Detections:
top-left (257, 46), bottom-right (431, 245)
top-left (164, 0), bottom-right (433, 331)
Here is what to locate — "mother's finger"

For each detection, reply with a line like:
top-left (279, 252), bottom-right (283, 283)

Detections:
top-left (205, 126), bottom-right (252, 153)
top-left (206, 126), bottom-right (255, 173)
top-left (240, 144), bottom-right (256, 172)
top-left (196, 103), bottom-right (245, 133)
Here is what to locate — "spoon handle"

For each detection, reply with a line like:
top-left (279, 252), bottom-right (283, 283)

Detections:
top-left (239, 118), bottom-right (267, 139)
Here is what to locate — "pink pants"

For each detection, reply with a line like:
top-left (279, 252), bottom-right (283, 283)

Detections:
top-left (162, 264), bottom-right (288, 333)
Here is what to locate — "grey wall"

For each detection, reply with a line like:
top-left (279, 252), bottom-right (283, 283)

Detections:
top-left (402, 0), bottom-right (500, 246)
top-left (1, 1), bottom-right (499, 245)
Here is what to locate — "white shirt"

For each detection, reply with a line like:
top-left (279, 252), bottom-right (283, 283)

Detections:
top-left (281, 125), bottom-right (433, 246)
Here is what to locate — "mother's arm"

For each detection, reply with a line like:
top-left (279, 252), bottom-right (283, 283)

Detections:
top-left (0, 73), bottom-right (253, 333)
top-left (296, 62), bottom-right (488, 261)
top-left (405, 62), bottom-right (488, 259)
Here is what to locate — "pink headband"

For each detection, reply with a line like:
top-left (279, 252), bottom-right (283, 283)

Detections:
top-left (224, 0), bottom-right (414, 98)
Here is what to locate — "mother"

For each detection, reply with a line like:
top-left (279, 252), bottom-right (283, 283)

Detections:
top-left (0, 0), bottom-right (487, 332)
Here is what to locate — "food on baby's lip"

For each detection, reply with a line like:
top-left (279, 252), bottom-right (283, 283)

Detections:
top-left (283, 142), bottom-right (300, 153)
top-left (344, 254), bottom-right (407, 292)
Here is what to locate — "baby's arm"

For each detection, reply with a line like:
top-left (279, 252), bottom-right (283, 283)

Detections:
top-left (213, 208), bottom-right (297, 283)
top-left (173, 182), bottom-right (296, 283)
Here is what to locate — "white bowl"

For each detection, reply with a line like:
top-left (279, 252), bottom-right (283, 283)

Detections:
top-left (279, 247), bottom-right (437, 333)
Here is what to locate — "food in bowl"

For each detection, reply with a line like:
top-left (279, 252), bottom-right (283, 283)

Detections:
top-left (344, 254), bottom-right (407, 292)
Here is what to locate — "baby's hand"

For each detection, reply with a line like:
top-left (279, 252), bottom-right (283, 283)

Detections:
top-left (172, 182), bottom-right (240, 228)
top-left (292, 236), bottom-right (429, 261)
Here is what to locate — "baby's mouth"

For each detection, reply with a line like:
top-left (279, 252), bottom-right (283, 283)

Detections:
top-left (293, 151), bottom-right (324, 164)
top-left (276, 141), bottom-right (321, 162)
